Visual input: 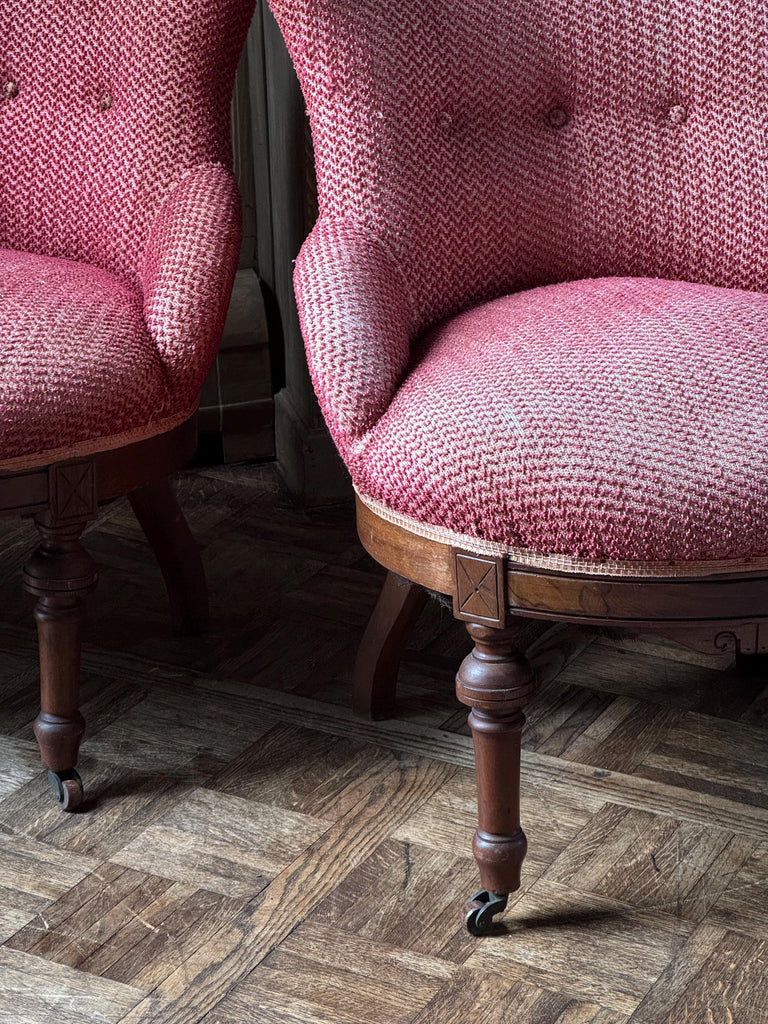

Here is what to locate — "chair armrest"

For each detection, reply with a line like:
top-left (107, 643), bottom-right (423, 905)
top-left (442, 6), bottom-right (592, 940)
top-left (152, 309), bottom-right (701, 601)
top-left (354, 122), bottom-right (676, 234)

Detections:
top-left (294, 217), bottom-right (415, 456)
top-left (139, 163), bottom-right (242, 400)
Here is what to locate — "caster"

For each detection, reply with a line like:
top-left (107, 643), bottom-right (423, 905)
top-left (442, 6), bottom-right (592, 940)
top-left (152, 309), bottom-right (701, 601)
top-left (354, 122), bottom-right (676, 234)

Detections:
top-left (47, 768), bottom-right (84, 812)
top-left (463, 890), bottom-right (509, 936)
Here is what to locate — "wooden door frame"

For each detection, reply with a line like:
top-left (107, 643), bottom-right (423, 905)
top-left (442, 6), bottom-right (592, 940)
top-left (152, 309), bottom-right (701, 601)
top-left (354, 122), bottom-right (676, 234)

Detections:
top-left (249, 5), bottom-right (350, 504)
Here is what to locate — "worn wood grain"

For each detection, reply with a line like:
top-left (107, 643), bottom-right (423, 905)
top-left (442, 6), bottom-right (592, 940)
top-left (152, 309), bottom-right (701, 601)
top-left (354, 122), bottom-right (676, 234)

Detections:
top-left (0, 831), bottom-right (98, 901)
top-left (205, 919), bottom-right (458, 1024)
top-left (0, 462), bottom-right (765, 1024)
top-left (628, 922), bottom-right (729, 1024)
top-left (116, 757), bottom-right (454, 1024)
top-left (0, 735), bottom-right (38, 797)
top-left (637, 930), bottom-right (768, 1024)
top-left (211, 722), bottom-right (390, 820)
top-left (707, 842), bottom-right (768, 940)
top-left (408, 966), bottom-right (629, 1024)
top-left (5, 863), bottom-right (162, 960)
top-left (0, 946), bottom-right (148, 1024)
top-left (0, 885), bottom-right (49, 944)
top-left (466, 880), bottom-right (693, 1015)
top-left (111, 787), bottom-right (328, 897)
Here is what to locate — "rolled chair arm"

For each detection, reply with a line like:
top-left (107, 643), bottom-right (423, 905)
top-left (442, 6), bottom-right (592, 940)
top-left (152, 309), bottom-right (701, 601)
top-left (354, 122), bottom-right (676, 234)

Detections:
top-left (294, 217), bottom-right (415, 457)
top-left (139, 162), bottom-right (242, 402)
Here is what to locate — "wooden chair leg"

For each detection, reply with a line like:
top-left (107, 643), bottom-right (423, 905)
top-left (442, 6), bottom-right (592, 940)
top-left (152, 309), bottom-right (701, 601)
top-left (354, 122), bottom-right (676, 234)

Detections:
top-left (456, 620), bottom-right (536, 935)
top-left (353, 572), bottom-right (428, 718)
top-left (23, 514), bottom-right (98, 811)
top-left (128, 477), bottom-right (209, 635)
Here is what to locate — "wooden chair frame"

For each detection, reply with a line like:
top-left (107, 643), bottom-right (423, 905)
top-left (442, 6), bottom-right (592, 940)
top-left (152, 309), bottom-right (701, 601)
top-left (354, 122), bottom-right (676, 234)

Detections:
top-left (0, 414), bottom-right (206, 810)
top-left (353, 496), bottom-right (768, 932)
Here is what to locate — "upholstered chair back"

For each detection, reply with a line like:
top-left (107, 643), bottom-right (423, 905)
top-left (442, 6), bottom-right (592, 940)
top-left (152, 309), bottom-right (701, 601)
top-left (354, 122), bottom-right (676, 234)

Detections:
top-left (0, 0), bottom-right (254, 285)
top-left (269, 0), bottom-right (768, 333)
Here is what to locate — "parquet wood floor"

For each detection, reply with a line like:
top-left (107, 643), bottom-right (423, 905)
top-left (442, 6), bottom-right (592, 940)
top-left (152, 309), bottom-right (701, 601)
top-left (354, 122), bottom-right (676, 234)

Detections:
top-left (0, 464), bottom-right (766, 1024)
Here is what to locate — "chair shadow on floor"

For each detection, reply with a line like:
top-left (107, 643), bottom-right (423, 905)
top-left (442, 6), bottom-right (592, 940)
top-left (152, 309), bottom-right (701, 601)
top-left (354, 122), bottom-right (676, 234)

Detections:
top-left (495, 903), bottom-right (630, 937)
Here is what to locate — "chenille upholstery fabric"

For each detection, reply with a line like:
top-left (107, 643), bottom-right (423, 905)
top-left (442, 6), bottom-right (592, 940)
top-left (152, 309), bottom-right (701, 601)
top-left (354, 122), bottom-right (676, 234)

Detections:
top-left (354, 278), bottom-right (768, 570)
top-left (269, 0), bottom-right (768, 572)
top-left (0, 0), bottom-right (255, 467)
top-left (0, 250), bottom-right (172, 468)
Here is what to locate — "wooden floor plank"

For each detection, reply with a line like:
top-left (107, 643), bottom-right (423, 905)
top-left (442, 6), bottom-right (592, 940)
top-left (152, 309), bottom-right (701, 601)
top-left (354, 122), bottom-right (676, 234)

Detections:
top-left (627, 922), bottom-right (727, 1024)
top-left (0, 947), bottom-right (148, 1024)
top-left (82, 688), bottom-right (277, 775)
top-left (211, 722), bottom-right (392, 821)
top-left (544, 804), bottom-right (758, 922)
top-left (129, 669), bottom-right (768, 839)
top-left (393, 766), bottom-right (596, 882)
top-left (406, 964), bottom-right (630, 1024)
top-left (0, 884), bottom-right (49, 944)
top-left (555, 644), bottom-right (764, 720)
top-left (210, 932), bottom-right (449, 1024)
top-left (465, 880), bottom-right (693, 1015)
top-left (116, 756), bottom-right (454, 1023)
top-left (0, 463), bottom-right (765, 1024)
top-left (4, 863), bottom-right (159, 960)
top-left (111, 787), bottom-right (329, 897)
top-left (0, 831), bottom-right (98, 901)
top-left (0, 735), bottom-right (39, 798)
top-left (302, 836), bottom-right (480, 959)
top-left (706, 841), bottom-right (768, 940)
top-left (631, 929), bottom-right (768, 1024)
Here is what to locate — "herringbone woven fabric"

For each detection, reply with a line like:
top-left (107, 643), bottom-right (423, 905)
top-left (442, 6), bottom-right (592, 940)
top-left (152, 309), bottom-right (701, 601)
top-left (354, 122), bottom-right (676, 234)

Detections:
top-left (271, 0), bottom-right (768, 334)
top-left (354, 278), bottom-right (768, 566)
top-left (0, 250), bottom-right (176, 468)
top-left (0, 0), bottom-right (254, 465)
top-left (270, 0), bottom-right (768, 567)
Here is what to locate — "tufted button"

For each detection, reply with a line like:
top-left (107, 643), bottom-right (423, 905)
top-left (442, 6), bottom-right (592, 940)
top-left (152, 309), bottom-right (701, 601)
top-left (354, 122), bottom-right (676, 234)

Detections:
top-left (669, 104), bottom-right (687, 125)
top-left (98, 91), bottom-right (113, 111)
top-left (436, 110), bottom-right (453, 132)
top-left (3, 81), bottom-right (19, 100)
top-left (546, 105), bottom-right (569, 129)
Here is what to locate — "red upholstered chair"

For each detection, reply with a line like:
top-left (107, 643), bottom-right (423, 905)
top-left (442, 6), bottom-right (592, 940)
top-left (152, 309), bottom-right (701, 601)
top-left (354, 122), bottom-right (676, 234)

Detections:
top-left (268, 0), bottom-right (768, 933)
top-left (0, 1), bottom-right (255, 810)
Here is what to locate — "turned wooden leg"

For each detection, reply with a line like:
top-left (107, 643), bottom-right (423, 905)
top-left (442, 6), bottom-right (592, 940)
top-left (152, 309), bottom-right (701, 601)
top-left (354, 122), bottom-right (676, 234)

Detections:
top-left (456, 621), bottom-right (536, 934)
top-left (353, 572), bottom-right (428, 718)
top-left (128, 477), bottom-right (209, 635)
top-left (23, 513), bottom-right (98, 811)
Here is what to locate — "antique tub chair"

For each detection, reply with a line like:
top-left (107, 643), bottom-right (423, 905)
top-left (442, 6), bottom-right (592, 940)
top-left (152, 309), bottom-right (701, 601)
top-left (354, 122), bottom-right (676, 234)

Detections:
top-left (268, 0), bottom-right (768, 933)
top-left (0, 0), bottom-right (255, 810)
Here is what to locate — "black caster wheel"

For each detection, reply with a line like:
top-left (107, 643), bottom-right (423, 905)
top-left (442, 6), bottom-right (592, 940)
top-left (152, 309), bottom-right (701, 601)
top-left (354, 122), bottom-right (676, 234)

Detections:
top-left (463, 890), bottom-right (509, 936)
top-left (47, 769), bottom-right (84, 812)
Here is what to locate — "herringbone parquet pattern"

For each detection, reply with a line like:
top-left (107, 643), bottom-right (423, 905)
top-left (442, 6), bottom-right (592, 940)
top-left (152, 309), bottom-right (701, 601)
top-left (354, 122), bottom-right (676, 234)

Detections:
top-left (0, 464), bottom-right (766, 1023)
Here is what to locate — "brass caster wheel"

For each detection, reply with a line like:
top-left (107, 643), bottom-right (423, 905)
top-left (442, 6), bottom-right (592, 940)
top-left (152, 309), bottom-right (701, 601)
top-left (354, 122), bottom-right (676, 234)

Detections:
top-left (463, 890), bottom-right (509, 936)
top-left (47, 769), bottom-right (84, 812)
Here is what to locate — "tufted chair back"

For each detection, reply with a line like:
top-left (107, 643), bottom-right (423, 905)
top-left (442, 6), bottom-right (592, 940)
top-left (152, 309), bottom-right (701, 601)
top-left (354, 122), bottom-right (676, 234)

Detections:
top-left (0, 0), bottom-right (254, 286)
top-left (269, 0), bottom-right (768, 334)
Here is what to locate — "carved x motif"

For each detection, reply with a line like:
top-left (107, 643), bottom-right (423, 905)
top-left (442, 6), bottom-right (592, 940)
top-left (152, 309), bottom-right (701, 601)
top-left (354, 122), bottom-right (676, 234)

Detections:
top-left (453, 552), bottom-right (505, 626)
top-left (49, 461), bottom-right (97, 523)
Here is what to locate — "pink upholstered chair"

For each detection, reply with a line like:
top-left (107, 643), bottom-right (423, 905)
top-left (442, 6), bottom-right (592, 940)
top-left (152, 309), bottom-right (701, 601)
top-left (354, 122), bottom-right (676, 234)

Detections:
top-left (0, 1), bottom-right (255, 810)
top-left (268, 0), bottom-right (768, 933)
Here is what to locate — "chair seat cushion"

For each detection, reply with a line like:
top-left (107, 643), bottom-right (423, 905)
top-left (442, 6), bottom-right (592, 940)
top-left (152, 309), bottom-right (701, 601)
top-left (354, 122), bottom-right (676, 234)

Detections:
top-left (0, 250), bottom-right (187, 469)
top-left (352, 277), bottom-right (768, 572)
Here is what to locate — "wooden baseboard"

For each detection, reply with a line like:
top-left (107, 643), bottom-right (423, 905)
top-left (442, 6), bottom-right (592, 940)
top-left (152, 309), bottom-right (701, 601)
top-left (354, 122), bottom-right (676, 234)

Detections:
top-left (274, 388), bottom-right (351, 506)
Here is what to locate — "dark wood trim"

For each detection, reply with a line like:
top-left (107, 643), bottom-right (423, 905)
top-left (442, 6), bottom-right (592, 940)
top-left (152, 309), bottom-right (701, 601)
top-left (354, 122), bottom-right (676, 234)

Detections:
top-left (253, 5), bottom-right (349, 503)
top-left (4, 413), bottom-right (204, 811)
top-left (128, 477), bottom-right (209, 636)
top-left (356, 493), bottom-right (768, 931)
top-left (352, 572), bottom-right (427, 719)
top-left (453, 551), bottom-right (507, 628)
top-left (0, 416), bottom-right (198, 517)
top-left (457, 620), bottom-right (536, 932)
top-left (356, 496), bottom-right (768, 641)
top-left (357, 497), bottom-right (454, 594)
top-left (23, 512), bottom-right (98, 811)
